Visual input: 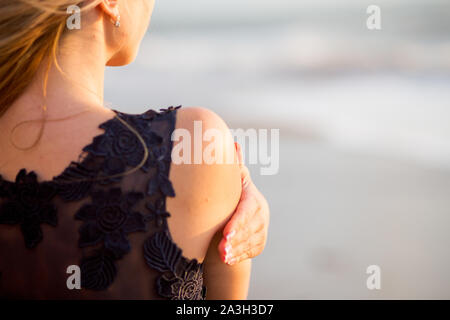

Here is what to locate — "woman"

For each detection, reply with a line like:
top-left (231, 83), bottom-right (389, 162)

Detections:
top-left (0, 0), bottom-right (269, 299)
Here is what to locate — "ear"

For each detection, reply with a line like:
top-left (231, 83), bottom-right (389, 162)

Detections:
top-left (99, 0), bottom-right (120, 21)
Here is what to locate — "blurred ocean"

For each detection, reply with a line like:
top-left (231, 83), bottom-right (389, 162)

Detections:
top-left (106, 0), bottom-right (450, 169)
top-left (104, 0), bottom-right (450, 298)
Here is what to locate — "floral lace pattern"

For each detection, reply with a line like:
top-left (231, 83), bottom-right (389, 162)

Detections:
top-left (0, 106), bottom-right (207, 300)
top-left (144, 230), bottom-right (206, 300)
top-left (75, 188), bottom-right (146, 257)
top-left (0, 170), bottom-right (58, 248)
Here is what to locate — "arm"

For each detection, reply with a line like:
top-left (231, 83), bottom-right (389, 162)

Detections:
top-left (218, 142), bottom-right (270, 266)
top-left (203, 230), bottom-right (252, 299)
top-left (166, 107), bottom-right (251, 298)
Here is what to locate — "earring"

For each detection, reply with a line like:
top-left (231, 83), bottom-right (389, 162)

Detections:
top-left (113, 14), bottom-right (120, 28)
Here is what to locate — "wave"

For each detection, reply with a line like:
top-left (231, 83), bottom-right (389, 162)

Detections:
top-left (106, 0), bottom-right (450, 170)
top-left (140, 23), bottom-right (450, 75)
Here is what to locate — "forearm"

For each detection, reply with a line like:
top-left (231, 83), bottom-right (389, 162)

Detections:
top-left (203, 231), bottom-right (252, 300)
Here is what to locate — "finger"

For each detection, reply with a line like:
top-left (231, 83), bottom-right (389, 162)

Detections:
top-left (225, 219), bottom-right (264, 263)
top-left (227, 233), bottom-right (266, 265)
top-left (217, 234), bottom-right (249, 264)
top-left (219, 217), bottom-right (264, 264)
top-left (240, 165), bottom-right (251, 188)
top-left (235, 142), bottom-right (243, 168)
top-left (217, 237), bottom-right (229, 263)
top-left (221, 209), bottom-right (264, 264)
top-left (219, 199), bottom-right (257, 263)
top-left (226, 211), bottom-right (264, 249)
top-left (234, 142), bottom-right (252, 187)
top-left (228, 245), bottom-right (263, 266)
top-left (222, 192), bottom-right (259, 240)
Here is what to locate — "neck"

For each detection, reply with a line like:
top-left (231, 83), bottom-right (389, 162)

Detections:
top-left (0, 27), bottom-right (117, 155)
top-left (1, 26), bottom-right (113, 128)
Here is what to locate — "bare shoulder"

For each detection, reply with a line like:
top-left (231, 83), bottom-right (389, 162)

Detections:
top-left (166, 107), bottom-right (242, 262)
top-left (174, 106), bottom-right (232, 140)
top-left (173, 106), bottom-right (238, 171)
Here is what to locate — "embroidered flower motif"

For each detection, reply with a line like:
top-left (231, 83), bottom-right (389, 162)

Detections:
top-left (80, 249), bottom-right (118, 291)
top-left (83, 117), bottom-right (165, 183)
top-left (0, 106), bottom-right (207, 299)
top-left (144, 230), bottom-right (206, 300)
top-left (54, 160), bottom-right (98, 201)
top-left (160, 105), bottom-right (182, 114)
top-left (157, 260), bottom-right (206, 300)
top-left (75, 188), bottom-right (146, 259)
top-left (146, 147), bottom-right (176, 197)
top-left (139, 109), bottom-right (159, 120)
top-left (0, 170), bottom-right (58, 248)
top-left (144, 198), bottom-right (171, 228)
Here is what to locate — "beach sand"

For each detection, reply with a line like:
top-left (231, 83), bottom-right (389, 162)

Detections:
top-left (246, 137), bottom-right (450, 299)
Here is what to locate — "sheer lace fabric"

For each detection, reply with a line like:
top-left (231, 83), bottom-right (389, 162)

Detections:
top-left (0, 107), bottom-right (206, 300)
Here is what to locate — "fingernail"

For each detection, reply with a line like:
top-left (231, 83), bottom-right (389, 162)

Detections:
top-left (225, 244), bottom-right (231, 254)
top-left (226, 230), bottom-right (236, 241)
top-left (225, 251), bottom-right (234, 263)
top-left (228, 258), bottom-right (236, 265)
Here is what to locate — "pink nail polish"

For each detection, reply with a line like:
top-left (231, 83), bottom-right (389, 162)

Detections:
top-left (226, 230), bottom-right (236, 241)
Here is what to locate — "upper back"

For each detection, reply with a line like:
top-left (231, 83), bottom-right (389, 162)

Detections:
top-left (0, 106), bottom-right (216, 299)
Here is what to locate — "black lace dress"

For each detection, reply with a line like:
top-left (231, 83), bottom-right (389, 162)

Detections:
top-left (0, 106), bottom-right (207, 299)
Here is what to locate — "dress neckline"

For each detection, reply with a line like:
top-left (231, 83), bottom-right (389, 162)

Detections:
top-left (0, 109), bottom-right (121, 186)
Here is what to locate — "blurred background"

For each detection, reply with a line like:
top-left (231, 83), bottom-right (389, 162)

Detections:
top-left (104, 0), bottom-right (450, 299)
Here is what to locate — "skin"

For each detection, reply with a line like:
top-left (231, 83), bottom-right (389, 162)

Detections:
top-left (167, 107), bottom-right (251, 298)
top-left (219, 142), bottom-right (270, 266)
top-left (0, 0), bottom-right (270, 298)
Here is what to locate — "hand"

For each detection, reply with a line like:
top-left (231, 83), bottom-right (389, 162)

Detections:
top-left (218, 142), bottom-right (270, 265)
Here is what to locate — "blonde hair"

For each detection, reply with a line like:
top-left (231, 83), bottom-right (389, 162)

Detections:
top-left (0, 0), bottom-right (149, 182)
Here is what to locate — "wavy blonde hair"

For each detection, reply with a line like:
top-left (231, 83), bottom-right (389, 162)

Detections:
top-left (0, 0), bottom-right (149, 182)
